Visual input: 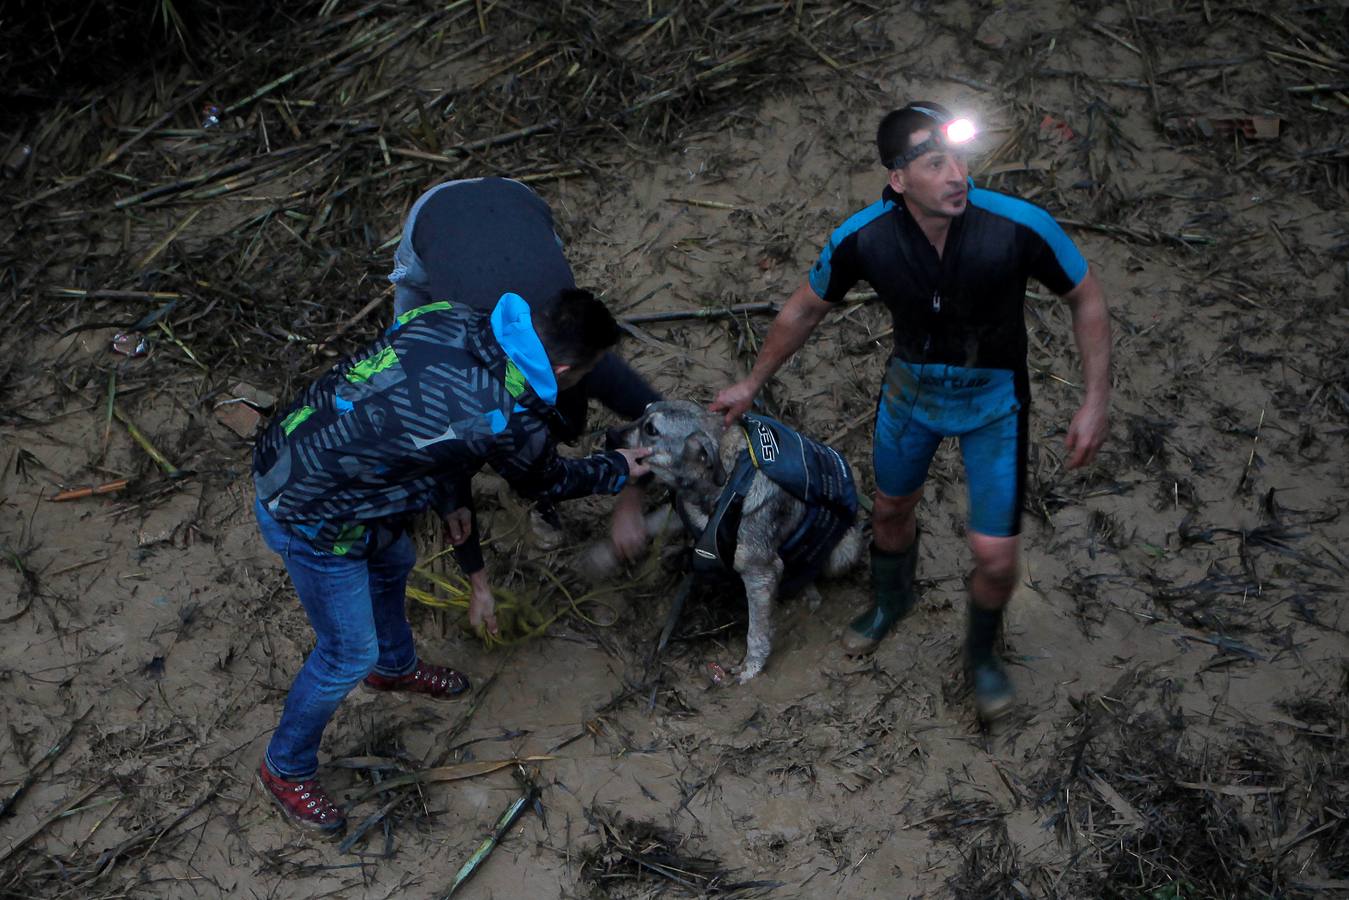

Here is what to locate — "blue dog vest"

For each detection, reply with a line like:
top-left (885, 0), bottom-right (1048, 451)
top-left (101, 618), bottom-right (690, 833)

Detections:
top-left (689, 414), bottom-right (858, 595)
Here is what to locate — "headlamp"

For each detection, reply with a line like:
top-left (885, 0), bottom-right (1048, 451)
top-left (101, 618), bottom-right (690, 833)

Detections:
top-left (890, 106), bottom-right (978, 169)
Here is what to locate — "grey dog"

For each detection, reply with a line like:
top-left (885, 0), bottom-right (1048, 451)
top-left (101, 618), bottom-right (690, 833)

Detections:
top-left (584, 400), bottom-right (863, 682)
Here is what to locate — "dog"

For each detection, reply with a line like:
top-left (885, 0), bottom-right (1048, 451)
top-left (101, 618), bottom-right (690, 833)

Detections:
top-left (584, 400), bottom-right (863, 682)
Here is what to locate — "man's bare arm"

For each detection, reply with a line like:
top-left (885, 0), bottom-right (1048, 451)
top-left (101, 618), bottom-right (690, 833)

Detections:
top-left (710, 280), bottom-right (833, 424)
top-left (1062, 268), bottom-right (1111, 468)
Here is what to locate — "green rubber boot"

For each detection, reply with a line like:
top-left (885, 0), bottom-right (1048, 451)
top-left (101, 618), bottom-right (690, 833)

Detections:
top-left (840, 533), bottom-right (919, 656)
top-left (966, 600), bottom-right (1015, 721)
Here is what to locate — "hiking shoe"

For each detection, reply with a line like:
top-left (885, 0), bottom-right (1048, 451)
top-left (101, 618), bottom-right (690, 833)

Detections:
top-left (969, 657), bottom-right (1015, 722)
top-left (257, 762), bottom-right (346, 836)
top-left (363, 660), bottom-right (470, 700)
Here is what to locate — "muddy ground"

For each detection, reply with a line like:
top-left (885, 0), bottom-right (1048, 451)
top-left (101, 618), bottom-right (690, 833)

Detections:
top-left (2, 2), bottom-right (1347, 898)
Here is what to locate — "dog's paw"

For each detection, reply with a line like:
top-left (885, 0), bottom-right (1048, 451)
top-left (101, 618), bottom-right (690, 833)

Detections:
top-left (803, 584), bottom-right (823, 612)
top-left (733, 659), bottom-right (765, 684)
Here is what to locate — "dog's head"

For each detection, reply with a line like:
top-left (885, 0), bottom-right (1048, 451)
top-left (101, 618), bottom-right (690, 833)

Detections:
top-left (611, 400), bottom-right (727, 493)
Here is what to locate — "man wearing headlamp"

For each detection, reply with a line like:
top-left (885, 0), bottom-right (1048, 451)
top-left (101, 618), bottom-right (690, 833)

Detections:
top-left (712, 101), bottom-right (1111, 721)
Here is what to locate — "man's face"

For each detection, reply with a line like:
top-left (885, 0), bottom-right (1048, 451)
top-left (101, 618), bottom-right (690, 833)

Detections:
top-left (889, 127), bottom-right (969, 219)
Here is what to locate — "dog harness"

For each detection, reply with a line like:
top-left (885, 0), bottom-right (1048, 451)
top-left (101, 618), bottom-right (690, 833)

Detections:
top-left (687, 414), bottom-right (858, 595)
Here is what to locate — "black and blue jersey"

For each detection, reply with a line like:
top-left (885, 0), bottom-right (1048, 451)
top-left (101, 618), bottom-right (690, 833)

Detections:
top-left (809, 183), bottom-right (1088, 392)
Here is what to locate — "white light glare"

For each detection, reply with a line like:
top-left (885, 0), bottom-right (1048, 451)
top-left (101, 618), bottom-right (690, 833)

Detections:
top-left (945, 118), bottom-right (977, 144)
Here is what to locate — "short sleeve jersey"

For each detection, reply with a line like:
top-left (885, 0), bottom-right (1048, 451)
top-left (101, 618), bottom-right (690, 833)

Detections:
top-left (808, 184), bottom-right (1087, 389)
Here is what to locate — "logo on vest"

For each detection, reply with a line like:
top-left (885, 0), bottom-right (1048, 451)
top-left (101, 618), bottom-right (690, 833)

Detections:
top-left (755, 422), bottom-right (779, 463)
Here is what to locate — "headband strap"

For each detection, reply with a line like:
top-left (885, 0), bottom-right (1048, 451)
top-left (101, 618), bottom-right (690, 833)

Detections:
top-left (887, 106), bottom-right (960, 169)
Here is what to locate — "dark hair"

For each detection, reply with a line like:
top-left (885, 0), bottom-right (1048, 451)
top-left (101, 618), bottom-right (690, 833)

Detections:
top-left (876, 101), bottom-right (951, 169)
top-left (535, 288), bottom-right (621, 366)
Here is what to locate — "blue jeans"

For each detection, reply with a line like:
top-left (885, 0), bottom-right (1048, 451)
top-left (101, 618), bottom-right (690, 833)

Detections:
top-left (255, 498), bottom-right (419, 780)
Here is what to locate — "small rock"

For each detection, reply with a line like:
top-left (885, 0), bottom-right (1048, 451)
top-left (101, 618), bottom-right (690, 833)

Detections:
top-left (214, 400), bottom-right (263, 439)
top-left (228, 381), bottom-right (276, 411)
top-left (975, 13), bottom-right (1009, 49)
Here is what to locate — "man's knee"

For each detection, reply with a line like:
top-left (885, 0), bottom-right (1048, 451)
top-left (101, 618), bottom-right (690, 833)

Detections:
top-left (314, 631), bottom-right (381, 685)
top-left (345, 635), bottom-right (381, 682)
top-left (873, 489), bottom-right (920, 528)
top-left (968, 533), bottom-right (1019, 590)
top-left (872, 488), bottom-right (921, 553)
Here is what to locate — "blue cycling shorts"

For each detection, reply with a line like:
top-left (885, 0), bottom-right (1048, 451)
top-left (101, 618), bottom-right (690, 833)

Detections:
top-left (873, 357), bottom-right (1028, 537)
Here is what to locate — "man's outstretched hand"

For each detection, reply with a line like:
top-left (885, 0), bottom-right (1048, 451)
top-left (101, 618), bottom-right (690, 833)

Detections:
top-left (709, 379), bottom-right (758, 426)
top-left (616, 446), bottom-right (654, 479)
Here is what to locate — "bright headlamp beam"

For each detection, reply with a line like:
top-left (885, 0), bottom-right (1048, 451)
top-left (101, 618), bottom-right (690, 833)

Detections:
top-left (888, 106), bottom-right (979, 169)
top-left (944, 118), bottom-right (977, 144)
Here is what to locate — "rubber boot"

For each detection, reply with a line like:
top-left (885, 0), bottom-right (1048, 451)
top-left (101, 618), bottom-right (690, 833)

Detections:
top-left (840, 533), bottom-right (919, 656)
top-left (966, 600), bottom-right (1014, 721)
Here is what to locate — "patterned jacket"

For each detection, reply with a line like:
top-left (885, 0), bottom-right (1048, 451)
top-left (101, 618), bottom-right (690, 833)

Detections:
top-left (252, 295), bottom-right (630, 560)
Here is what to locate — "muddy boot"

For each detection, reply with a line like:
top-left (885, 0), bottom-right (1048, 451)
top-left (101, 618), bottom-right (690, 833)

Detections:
top-left (840, 534), bottom-right (919, 656)
top-left (966, 602), bottom-right (1014, 721)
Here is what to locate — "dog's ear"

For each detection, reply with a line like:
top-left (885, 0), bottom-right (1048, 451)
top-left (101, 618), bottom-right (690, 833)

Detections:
top-left (682, 432), bottom-right (726, 487)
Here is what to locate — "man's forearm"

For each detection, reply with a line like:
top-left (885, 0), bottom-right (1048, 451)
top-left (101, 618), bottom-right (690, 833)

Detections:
top-left (746, 281), bottom-right (831, 388)
top-left (614, 482), bottom-right (643, 512)
top-left (1068, 275), bottom-right (1111, 402)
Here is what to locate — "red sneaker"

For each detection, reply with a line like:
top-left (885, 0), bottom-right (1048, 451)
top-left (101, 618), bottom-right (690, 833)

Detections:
top-left (257, 762), bottom-right (346, 835)
top-left (363, 660), bottom-right (470, 700)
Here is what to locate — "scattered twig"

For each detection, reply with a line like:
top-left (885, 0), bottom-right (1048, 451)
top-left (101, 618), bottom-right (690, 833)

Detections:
top-left (443, 782), bottom-right (539, 898)
top-left (50, 479), bottom-right (130, 502)
top-left (1235, 404), bottom-right (1267, 494)
top-left (113, 404), bottom-right (185, 479)
top-left (0, 707), bottom-right (93, 821)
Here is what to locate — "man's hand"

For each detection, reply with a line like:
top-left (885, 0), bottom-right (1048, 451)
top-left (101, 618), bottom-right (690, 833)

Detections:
top-left (707, 282), bottom-right (833, 426)
top-left (709, 379), bottom-right (758, 426)
top-left (616, 446), bottom-right (654, 479)
top-left (467, 568), bottom-right (499, 636)
top-left (610, 484), bottom-right (648, 563)
top-left (1065, 395), bottom-right (1109, 469)
top-left (443, 507), bottom-right (472, 545)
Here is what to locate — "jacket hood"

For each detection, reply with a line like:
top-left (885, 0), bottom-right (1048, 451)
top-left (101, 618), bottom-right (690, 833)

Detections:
top-left (490, 292), bottom-right (558, 405)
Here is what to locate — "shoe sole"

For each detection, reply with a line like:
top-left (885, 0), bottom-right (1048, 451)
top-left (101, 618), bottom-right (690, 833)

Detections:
top-left (359, 683), bottom-right (469, 701)
top-left (256, 772), bottom-right (346, 838)
top-left (839, 633), bottom-right (881, 657)
top-left (976, 693), bottom-right (1015, 723)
